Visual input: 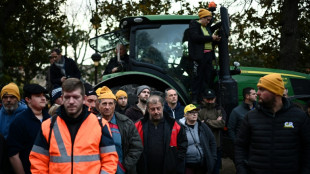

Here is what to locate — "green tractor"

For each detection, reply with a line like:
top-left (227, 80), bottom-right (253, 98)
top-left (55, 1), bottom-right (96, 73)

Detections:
top-left (89, 6), bottom-right (310, 115)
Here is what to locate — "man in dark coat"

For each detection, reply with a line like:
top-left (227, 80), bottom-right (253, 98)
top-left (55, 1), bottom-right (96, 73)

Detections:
top-left (235, 73), bottom-right (310, 174)
top-left (163, 88), bottom-right (185, 121)
top-left (188, 8), bottom-right (221, 103)
top-left (228, 87), bottom-right (257, 143)
top-left (125, 85), bottom-right (151, 122)
top-left (97, 86), bottom-right (143, 174)
top-left (135, 95), bottom-right (187, 174)
top-left (7, 84), bottom-right (50, 174)
top-left (103, 44), bottom-right (129, 75)
top-left (50, 48), bottom-right (81, 87)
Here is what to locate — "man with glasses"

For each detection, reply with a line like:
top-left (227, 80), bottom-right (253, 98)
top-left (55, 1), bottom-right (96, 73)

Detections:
top-left (179, 104), bottom-right (217, 174)
top-left (188, 8), bottom-right (221, 104)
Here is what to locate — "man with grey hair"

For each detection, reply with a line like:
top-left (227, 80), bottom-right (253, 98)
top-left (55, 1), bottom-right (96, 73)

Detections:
top-left (125, 85), bottom-right (151, 122)
top-left (163, 88), bottom-right (185, 120)
top-left (135, 95), bottom-right (188, 174)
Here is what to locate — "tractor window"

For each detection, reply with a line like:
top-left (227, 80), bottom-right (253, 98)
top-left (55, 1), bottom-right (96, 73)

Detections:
top-left (134, 24), bottom-right (192, 84)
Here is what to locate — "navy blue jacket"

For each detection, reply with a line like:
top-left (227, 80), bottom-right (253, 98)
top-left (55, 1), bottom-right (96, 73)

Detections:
top-left (228, 102), bottom-right (256, 142)
top-left (6, 107), bottom-right (50, 174)
top-left (163, 102), bottom-right (185, 121)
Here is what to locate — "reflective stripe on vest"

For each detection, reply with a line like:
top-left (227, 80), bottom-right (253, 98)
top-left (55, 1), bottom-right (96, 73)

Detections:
top-left (32, 145), bottom-right (49, 156)
top-left (50, 120), bottom-right (100, 163)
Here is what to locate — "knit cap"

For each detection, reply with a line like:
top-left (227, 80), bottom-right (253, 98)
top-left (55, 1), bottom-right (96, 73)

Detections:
top-left (257, 73), bottom-right (285, 96)
top-left (96, 86), bottom-right (116, 100)
top-left (51, 87), bottom-right (62, 104)
top-left (115, 90), bottom-right (128, 100)
top-left (1, 83), bottom-right (21, 101)
top-left (198, 9), bottom-right (212, 18)
top-left (84, 83), bottom-right (96, 96)
top-left (136, 85), bottom-right (151, 96)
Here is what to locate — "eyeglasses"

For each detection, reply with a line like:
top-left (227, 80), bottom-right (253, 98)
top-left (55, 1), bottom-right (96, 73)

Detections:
top-left (51, 56), bottom-right (58, 59)
top-left (187, 111), bottom-right (198, 115)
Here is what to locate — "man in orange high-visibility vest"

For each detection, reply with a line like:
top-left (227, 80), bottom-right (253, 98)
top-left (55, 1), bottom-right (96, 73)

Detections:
top-left (30, 78), bottom-right (118, 174)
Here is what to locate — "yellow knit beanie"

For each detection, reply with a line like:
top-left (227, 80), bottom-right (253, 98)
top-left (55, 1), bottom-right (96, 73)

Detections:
top-left (115, 90), bottom-right (127, 100)
top-left (198, 9), bottom-right (212, 18)
top-left (1, 83), bottom-right (21, 101)
top-left (257, 73), bottom-right (285, 96)
top-left (96, 86), bottom-right (116, 100)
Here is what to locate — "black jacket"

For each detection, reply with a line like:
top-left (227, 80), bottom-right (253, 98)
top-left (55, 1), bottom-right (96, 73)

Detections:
top-left (228, 102), bottom-right (256, 143)
top-left (125, 105), bottom-right (144, 122)
top-left (114, 112), bottom-right (143, 174)
top-left (103, 54), bottom-right (129, 75)
top-left (235, 98), bottom-right (310, 174)
top-left (50, 56), bottom-right (81, 87)
top-left (179, 118), bottom-right (217, 173)
top-left (135, 112), bottom-right (188, 174)
top-left (188, 20), bottom-right (217, 63)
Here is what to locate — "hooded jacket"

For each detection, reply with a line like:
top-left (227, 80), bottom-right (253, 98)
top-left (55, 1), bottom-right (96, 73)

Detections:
top-left (235, 98), bottom-right (310, 174)
top-left (0, 102), bottom-right (27, 139)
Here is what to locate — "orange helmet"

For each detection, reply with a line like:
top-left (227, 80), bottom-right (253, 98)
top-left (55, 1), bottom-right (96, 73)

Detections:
top-left (208, 1), bottom-right (217, 8)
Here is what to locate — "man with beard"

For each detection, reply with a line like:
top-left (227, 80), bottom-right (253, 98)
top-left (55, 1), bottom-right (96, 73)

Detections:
top-left (115, 90), bottom-right (130, 115)
top-left (97, 86), bottom-right (143, 174)
top-left (235, 73), bottom-right (310, 174)
top-left (7, 84), bottom-right (50, 174)
top-left (0, 83), bottom-right (27, 139)
top-left (163, 88), bottom-right (185, 121)
top-left (135, 95), bottom-right (187, 174)
top-left (125, 85), bottom-right (151, 122)
top-left (228, 87), bottom-right (257, 143)
top-left (199, 89), bottom-right (226, 174)
top-left (30, 78), bottom-right (118, 174)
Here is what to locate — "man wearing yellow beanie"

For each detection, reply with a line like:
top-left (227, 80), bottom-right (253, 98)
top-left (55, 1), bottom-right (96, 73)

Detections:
top-left (235, 73), bottom-right (310, 174)
top-left (115, 90), bottom-right (130, 115)
top-left (188, 8), bottom-right (221, 104)
top-left (96, 86), bottom-right (143, 174)
top-left (0, 83), bottom-right (27, 138)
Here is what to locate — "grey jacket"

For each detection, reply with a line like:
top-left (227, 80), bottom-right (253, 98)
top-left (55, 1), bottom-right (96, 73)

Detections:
top-left (115, 112), bottom-right (143, 174)
top-left (179, 118), bottom-right (217, 173)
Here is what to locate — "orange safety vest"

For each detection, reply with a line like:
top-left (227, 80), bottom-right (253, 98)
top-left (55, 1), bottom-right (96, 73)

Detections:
top-left (30, 113), bottom-right (118, 174)
top-left (135, 120), bottom-right (181, 148)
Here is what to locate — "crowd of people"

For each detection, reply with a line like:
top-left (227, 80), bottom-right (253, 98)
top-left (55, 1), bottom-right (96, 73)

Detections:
top-left (1, 72), bottom-right (310, 174)
top-left (1, 8), bottom-right (310, 174)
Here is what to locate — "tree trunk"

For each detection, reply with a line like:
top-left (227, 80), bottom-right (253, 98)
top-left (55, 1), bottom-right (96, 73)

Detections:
top-left (279, 0), bottom-right (300, 70)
